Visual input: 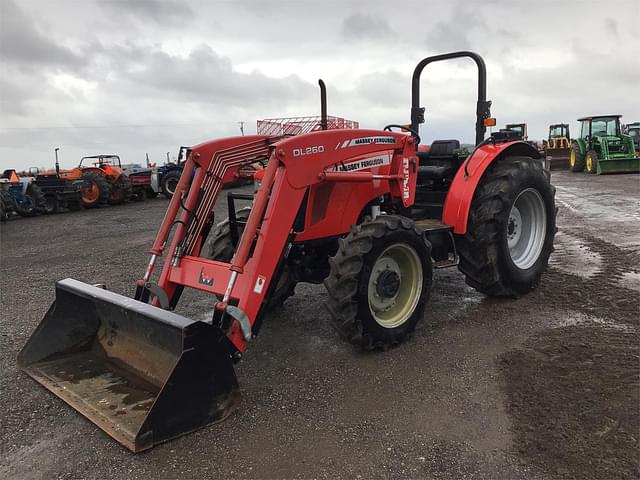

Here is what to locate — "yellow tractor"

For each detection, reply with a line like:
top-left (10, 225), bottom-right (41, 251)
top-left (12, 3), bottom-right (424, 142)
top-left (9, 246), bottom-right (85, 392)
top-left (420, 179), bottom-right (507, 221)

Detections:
top-left (542, 123), bottom-right (571, 170)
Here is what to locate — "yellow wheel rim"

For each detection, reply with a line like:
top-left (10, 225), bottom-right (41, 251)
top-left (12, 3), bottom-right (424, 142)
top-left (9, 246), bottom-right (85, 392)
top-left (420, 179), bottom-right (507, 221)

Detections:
top-left (367, 243), bottom-right (423, 328)
top-left (569, 149), bottom-right (576, 167)
top-left (586, 154), bottom-right (593, 172)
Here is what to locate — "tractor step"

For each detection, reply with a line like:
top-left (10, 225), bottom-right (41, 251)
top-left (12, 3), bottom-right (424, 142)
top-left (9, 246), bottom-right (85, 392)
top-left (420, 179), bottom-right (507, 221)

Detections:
top-left (414, 219), bottom-right (459, 268)
top-left (414, 218), bottom-right (452, 232)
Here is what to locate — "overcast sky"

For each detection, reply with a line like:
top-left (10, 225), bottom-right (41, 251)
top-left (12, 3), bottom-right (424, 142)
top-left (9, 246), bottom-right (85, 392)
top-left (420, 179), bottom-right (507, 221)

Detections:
top-left (1, 0), bottom-right (638, 171)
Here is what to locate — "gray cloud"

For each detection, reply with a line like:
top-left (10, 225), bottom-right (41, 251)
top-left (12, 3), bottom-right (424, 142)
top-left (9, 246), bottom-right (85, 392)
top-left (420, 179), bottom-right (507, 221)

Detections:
top-left (341, 13), bottom-right (394, 41)
top-left (604, 18), bottom-right (619, 39)
top-left (105, 43), bottom-right (316, 108)
top-left (98, 0), bottom-right (194, 25)
top-left (0, 0), bottom-right (83, 68)
top-left (0, 0), bottom-right (638, 171)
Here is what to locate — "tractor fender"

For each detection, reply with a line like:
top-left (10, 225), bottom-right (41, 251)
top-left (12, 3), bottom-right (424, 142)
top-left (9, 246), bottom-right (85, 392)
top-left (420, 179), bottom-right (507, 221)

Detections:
top-left (573, 138), bottom-right (587, 155)
top-left (80, 166), bottom-right (106, 177)
top-left (442, 141), bottom-right (541, 234)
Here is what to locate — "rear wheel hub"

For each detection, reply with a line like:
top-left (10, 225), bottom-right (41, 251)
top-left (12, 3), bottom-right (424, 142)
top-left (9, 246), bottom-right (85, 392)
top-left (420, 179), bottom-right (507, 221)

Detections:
top-left (507, 188), bottom-right (547, 270)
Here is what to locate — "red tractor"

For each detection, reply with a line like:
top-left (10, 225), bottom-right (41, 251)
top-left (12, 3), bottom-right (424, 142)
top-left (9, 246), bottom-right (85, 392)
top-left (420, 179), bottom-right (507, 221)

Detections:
top-left (20, 52), bottom-right (556, 452)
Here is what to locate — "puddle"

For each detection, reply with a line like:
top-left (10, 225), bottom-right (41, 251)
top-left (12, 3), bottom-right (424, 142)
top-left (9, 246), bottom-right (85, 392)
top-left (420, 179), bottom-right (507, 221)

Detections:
top-left (547, 311), bottom-right (636, 333)
top-left (617, 271), bottom-right (640, 292)
top-left (549, 231), bottom-right (602, 278)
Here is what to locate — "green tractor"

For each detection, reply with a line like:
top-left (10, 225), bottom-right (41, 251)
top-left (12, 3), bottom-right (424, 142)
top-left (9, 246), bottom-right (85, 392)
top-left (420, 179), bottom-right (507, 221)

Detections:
top-left (569, 115), bottom-right (639, 174)
top-left (624, 121), bottom-right (640, 154)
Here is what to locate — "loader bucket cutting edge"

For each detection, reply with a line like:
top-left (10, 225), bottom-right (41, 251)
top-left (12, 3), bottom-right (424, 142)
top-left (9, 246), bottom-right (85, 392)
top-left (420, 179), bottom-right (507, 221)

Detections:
top-left (18, 278), bottom-right (240, 452)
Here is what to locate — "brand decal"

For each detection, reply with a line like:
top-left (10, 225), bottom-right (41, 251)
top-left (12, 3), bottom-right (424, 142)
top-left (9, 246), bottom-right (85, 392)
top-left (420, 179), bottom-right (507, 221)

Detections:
top-left (402, 158), bottom-right (410, 200)
top-left (332, 153), bottom-right (391, 172)
top-left (198, 268), bottom-right (214, 286)
top-left (293, 145), bottom-right (325, 157)
top-left (335, 136), bottom-right (396, 149)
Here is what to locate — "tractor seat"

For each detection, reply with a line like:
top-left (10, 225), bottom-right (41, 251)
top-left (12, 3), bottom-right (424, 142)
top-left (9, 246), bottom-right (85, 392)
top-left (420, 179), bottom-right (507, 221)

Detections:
top-left (417, 139), bottom-right (461, 181)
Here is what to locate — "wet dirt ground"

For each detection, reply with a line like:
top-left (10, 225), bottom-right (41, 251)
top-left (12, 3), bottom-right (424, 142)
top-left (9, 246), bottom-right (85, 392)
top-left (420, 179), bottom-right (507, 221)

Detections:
top-left (1, 171), bottom-right (638, 479)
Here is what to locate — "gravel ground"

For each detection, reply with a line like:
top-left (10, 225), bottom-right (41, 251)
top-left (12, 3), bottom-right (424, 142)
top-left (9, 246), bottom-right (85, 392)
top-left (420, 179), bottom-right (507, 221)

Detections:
top-left (0, 171), bottom-right (638, 479)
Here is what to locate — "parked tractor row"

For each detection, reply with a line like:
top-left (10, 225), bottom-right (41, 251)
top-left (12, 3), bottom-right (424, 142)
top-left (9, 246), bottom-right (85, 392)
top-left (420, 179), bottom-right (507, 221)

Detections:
top-left (0, 149), bottom-right (202, 222)
top-left (539, 115), bottom-right (640, 174)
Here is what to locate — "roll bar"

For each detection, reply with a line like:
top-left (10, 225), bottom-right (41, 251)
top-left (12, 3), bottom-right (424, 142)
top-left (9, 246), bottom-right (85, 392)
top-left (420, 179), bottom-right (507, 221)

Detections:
top-left (410, 51), bottom-right (492, 146)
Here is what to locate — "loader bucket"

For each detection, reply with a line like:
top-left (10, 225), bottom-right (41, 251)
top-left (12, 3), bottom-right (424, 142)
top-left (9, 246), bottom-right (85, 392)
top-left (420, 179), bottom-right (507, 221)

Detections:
top-left (544, 148), bottom-right (571, 170)
top-left (18, 279), bottom-right (240, 452)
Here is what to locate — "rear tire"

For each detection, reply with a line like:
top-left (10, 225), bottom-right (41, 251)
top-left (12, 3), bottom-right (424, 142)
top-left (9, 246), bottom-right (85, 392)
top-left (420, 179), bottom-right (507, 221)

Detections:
top-left (80, 172), bottom-right (110, 208)
top-left (585, 150), bottom-right (598, 174)
top-left (0, 195), bottom-right (7, 222)
top-left (569, 144), bottom-right (585, 172)
top-left (204, 207), bottom-right (297, 309)
top-left (108, 175), bottom-right (132, 205)
top-left (161, 170), bottom-right (181, 199)
top-left (456, 156), bottom-right (556, 297)
top-left (27, 184), bottom-right (46, 214)
top-left (324, 215), bottom-right (432, 350)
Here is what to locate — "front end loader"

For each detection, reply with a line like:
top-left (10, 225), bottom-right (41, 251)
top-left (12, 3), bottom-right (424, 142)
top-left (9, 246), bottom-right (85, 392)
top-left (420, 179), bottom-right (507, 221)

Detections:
top-left (542, 123), bottom-right (571, 170)
top-left (19, 51), bottom-right (557, 452)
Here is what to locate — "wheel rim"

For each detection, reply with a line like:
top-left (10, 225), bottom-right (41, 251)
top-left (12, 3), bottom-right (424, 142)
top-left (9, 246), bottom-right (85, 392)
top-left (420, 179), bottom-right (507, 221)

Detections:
top-left (507, 188), bottom-right (547, 270)
top-left (368, 243), bottom-right (423, 328)
top-left (586, 153), bottom-right (593, 171)
top-left (166, 178), bottom-right (178, 195)
top-left (569, 149), bottom-right (576, 167)
top-left (82, 182), bottom-right (99, 203)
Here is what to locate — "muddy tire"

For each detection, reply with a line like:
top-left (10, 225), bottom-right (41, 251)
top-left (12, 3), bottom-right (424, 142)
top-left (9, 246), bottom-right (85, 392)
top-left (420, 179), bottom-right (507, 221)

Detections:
top-left (15, 185), bottom-right (43, 217)
top-left (24, 184), bottom-right (47, 214)
top-left (42, 193), bottom-right (58, 214)
top-left (81, 172), bottom-right (110, 208)
top-left (585, 150), bottom-right (598, 174)
top-left (0, 195), bottom-right (7, 222)
top-left (456, 156), bottom-right (556, 297)
top-left (161, 170), bottom-right (181, 199)
top-left (569, 144), bottom-right (585, 172)
top-left (204, 207), bottom-right (297, 309)
top-left (324, 215), bottom-right (433, 350)
top-left (108, 175), bottom-right (132, 205)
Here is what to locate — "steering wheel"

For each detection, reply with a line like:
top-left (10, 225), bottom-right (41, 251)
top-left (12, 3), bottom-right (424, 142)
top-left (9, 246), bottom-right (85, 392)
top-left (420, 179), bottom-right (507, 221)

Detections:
top-left (383, 124), bottom-right (421, 145)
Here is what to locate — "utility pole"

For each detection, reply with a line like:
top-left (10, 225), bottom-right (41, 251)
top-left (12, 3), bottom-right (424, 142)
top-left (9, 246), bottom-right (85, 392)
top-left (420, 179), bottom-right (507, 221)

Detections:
top-left (238, 121), bottom-right (245, 136)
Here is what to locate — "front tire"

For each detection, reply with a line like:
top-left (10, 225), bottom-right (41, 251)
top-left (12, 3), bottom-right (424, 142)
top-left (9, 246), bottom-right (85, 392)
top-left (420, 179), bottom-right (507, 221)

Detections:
top-left (569, 144), bottom-right (585, 172)
top-left (161, 170), bottom-right (181, 199)
top-left (43, 193), bottom-right (58, 214)
top-left (456, 156), bottom-right (556, 297)
top-left (80, 172), bottom-right (110, 208)
top-left (585, 150), bottom-right (598, 174)
top-left (324, 215), bottom-right (433, 350)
